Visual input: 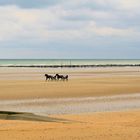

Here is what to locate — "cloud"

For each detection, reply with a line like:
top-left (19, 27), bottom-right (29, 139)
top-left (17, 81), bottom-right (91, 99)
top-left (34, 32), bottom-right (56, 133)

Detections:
top-left (86, 22), bottom-right (139, 37)
top-left (118, 0), bottom-right (140, 11)
top-left (0, 0), bottom-right (65, 8)
top-left (0, 0), bottom-right (139, 12)
top-left (0, 0), bottom-right (139, 46)
top-left (0, 5), bottom-right (57, 41)
top-left (0, 3), bottom-right (139, 43)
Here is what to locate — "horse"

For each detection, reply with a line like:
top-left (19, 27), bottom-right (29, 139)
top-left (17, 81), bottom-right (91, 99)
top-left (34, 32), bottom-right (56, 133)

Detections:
top-left (52, 75), bottom-right (57, 80)
top-left (55, 74), bottom-right (63, 80)
top-left (45, 74), bottom-right (54, 81)
top-left (62, 75), bottom-right (68, 81)
top-left (55, 74), bottom-right (68, 81)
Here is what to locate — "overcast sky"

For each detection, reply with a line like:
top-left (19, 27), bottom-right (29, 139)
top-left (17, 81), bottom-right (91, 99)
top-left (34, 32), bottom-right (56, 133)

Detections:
top-left (0, 0), bottom-right (140, 59)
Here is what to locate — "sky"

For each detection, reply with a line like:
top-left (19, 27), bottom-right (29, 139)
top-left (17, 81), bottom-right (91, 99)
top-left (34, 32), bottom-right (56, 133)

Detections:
top-left (0, 0), bottom-right (140, 59)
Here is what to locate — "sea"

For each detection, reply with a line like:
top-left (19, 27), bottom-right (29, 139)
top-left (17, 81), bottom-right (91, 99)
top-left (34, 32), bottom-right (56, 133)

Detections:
top-left (0, 59), bottom-right (140, 67)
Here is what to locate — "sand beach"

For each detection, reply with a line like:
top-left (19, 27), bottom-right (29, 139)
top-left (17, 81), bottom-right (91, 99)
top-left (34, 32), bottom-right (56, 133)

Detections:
top-left (0, 67), bottom-right (140, 140)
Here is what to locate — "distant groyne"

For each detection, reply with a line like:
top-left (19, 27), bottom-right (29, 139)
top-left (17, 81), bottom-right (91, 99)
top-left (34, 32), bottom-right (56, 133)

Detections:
top-left (0, 64), bottom-right (140, 68)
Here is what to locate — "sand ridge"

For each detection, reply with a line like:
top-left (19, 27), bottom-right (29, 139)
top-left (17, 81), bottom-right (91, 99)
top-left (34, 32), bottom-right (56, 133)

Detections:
top-left (0, 111), bottom-right (69, 123)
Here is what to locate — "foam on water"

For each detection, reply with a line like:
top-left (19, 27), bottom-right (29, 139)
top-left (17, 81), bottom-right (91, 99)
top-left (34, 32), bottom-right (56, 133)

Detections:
top-left (0, 59), bottom-right (140, 67)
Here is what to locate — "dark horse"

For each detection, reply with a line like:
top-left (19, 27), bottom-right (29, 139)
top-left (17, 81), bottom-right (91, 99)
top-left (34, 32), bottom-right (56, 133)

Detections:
top-left (62, 75), bottom-right (68, 81)
top-left (45, 74), bottom-right (56, 81)
top-left (55, 74), bottom-right (68, 81)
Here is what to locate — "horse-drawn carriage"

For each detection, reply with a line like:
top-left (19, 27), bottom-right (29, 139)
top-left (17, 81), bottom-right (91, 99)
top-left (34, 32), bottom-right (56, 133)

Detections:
top-left (45, 74), bottom-right (68, 81)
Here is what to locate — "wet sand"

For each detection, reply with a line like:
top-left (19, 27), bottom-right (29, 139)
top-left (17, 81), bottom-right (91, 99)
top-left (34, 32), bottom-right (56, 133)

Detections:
top-left (0, 94), bottom-right (140, 115)
top-left (0, 111), bottom-right (68, 122)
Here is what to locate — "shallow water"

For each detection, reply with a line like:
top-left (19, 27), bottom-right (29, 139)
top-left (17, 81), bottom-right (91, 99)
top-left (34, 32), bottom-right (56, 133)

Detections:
top-left (0, 93), bottom-right (140, 116)
top-left (0, 59), bottom-right (140, 66)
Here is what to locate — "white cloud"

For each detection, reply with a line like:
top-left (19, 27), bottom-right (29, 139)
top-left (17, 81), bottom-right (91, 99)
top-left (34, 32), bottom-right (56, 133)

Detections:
top-left (87, 22), bottom-right (139, 37)
top-left (0, 0), bottom-right (139, 43)
top-left (119, 0), bottom-right (140, 10)
top-left (0, 5), bottom-right (57, 41)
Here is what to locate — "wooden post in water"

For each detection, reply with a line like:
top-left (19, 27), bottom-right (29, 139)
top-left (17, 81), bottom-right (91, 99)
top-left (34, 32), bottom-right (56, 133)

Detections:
top-left (70, 59), bottom-right (71, 67)
top-left (61, 60), bottom-right (63, 68)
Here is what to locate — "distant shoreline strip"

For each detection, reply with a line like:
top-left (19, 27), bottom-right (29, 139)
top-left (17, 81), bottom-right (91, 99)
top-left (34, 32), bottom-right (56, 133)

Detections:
top-left (0, 64), bottom-right (140, 68)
